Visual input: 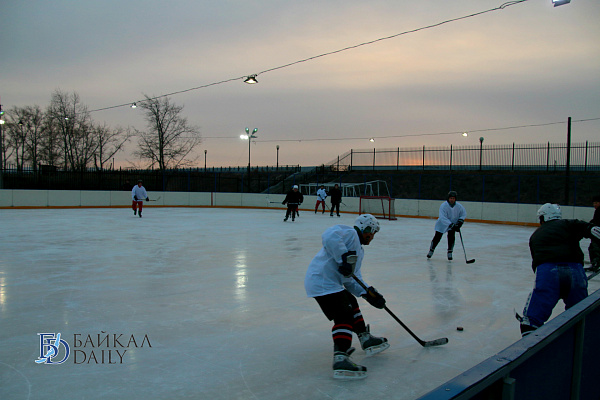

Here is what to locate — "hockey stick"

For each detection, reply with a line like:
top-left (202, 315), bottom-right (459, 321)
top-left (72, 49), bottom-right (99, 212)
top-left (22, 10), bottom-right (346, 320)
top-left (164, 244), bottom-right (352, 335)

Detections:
top-left (147, 196), bottom-right (161, 202)
top-left (587, 269), bottom-right (600, 281)
top-left (458, 231), bottom-right (475, 264)
top-left (351, 274), bottom-right (448, 347)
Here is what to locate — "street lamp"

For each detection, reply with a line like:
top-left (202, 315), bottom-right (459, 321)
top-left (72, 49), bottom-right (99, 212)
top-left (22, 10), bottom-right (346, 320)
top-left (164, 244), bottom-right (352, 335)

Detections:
top-left (276, 145), bottom-right (280, 171)
top-left (240, 127), bottom-right (258, 173)
top-left (0, 103), bottom-right (4, 189)
top-left (565, 117), bottom-right (572, 205)
top-left (204, 149), bottom-right (207, 170)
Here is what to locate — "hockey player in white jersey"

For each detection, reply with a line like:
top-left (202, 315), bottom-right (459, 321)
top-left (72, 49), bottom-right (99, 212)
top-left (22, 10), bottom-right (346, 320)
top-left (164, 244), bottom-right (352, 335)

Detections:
top-left (305, 214), bottom-right (389, 380)
top-left (427, 191), bottom-right (467, 260)
top-left (131, 180), bottom-right (149, 218)
top-left (315, 185), bottom-right (328, 214)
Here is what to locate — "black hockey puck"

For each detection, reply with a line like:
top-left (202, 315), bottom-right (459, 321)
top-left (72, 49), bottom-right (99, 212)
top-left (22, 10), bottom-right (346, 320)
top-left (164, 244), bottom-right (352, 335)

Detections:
top-left (456, 326), bottom-right (464, 331)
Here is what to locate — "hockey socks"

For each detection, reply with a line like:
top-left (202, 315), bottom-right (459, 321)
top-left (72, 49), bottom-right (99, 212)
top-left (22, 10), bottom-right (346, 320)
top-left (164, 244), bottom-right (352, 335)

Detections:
top-left (331, 324), bottom-right (353, 353)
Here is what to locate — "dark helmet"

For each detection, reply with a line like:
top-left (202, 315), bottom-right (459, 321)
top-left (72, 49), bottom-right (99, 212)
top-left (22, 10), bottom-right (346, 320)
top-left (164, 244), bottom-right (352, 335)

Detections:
top-left (593, 195), bottom-right (600, 203)
top-left (447, 191), bottom-right (458, 200)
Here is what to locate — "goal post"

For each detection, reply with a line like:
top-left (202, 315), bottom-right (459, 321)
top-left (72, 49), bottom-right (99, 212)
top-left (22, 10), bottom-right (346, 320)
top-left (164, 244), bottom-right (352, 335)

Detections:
top-left (359, 196), bottom-right (397, 220)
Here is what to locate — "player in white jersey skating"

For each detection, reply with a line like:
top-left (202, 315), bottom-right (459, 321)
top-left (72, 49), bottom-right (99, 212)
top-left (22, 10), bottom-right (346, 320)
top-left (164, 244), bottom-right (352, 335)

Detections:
top-left (305, 214), bottom-right (389, 380)
top-left (427, 191), bottom-right (467, 260)
top-left (315, 185), bottom-right (328, 214)
top-left (131, 180), bottom-right (149, 218)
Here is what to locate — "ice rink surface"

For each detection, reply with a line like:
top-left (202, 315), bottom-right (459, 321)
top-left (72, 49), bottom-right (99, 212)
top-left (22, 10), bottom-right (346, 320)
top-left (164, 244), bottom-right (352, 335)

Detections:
top-left (1, 206), bottom-right (598, 400)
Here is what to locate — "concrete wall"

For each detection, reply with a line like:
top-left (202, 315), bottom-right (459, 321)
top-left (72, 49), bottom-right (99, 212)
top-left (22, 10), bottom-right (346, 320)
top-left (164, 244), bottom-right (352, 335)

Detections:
top-left (0, 189), bottom-right (594, 225)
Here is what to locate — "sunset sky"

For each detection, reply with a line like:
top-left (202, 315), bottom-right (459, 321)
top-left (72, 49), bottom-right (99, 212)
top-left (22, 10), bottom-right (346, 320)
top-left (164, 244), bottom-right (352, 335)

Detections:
top-left (1, 0), bottom-right (598, 168)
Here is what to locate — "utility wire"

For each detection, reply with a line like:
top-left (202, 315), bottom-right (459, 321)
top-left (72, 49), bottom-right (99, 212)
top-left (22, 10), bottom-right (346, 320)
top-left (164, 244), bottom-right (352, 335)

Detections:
top-left (89, 0), bottom-right (531, 113)
top-left (196, 117), bottom-right (600, 143)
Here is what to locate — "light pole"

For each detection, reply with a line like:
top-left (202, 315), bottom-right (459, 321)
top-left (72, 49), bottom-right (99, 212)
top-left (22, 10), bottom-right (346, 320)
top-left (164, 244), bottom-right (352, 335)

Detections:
top-left (204, 149), bottom-right (207, 170)
top-left (0, 103), bottom-right (4, 189)
top-left (276, 145), bottom-right (280, 171)
top-left (565, 117), bottom-right (572, 205)
top-left (240, 127), bottom-right (258, 174)
top-left (479, 137), bottom-right (484, 171)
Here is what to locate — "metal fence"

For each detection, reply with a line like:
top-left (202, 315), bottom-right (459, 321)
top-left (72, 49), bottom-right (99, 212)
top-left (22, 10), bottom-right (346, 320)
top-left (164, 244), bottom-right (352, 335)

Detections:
top-left (0, 165), bottom-right (302, 194)
top-left (326, 142), bottom-right (600, 172)
top-left (1, 142), bottom-right (599, 207)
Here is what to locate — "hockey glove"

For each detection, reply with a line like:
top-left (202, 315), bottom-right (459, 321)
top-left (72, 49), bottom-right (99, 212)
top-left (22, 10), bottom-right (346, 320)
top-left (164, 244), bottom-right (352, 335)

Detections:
top-left (456, 219), bottom-right (464, 229)
top-left (448, 223), bottom-right (456, 232)
top-left (362, 286), bottom-right (386, 309)
top-left (146, 197), bottom-right (149, 201)
top-left (338, 251), bottom-right (358, 277)
top-left (134, 195), bottom-right (138, 200)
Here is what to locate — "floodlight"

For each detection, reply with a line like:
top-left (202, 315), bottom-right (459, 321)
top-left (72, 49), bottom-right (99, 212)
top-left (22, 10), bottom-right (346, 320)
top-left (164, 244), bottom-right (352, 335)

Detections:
top-left (244, 75), bottom-right (258, 84)
top-left (552, 0), bottom-right (570, 6)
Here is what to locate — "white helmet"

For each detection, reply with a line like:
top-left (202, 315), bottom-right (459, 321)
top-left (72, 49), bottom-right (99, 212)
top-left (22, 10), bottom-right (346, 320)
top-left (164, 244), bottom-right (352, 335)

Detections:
top-left (354, 214), bottom-right (380, 234)
top-left (537, 203), bottom-right (561, 223)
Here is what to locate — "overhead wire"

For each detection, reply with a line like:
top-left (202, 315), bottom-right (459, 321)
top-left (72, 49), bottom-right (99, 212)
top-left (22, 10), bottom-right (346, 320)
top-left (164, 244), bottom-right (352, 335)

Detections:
top-left (89, 0), bottom-right (531, 113)
top-left (191, 117), bottom-right (600, 143)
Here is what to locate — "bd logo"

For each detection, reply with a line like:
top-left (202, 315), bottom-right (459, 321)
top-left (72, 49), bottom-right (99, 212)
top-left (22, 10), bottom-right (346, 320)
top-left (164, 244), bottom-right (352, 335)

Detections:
top-left (35, 333), bottom-right (70, 364)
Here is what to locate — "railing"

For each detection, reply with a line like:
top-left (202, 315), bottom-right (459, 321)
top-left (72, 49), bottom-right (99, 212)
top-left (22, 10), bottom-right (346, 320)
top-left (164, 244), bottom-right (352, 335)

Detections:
top-left (326, 142), bottom-right (600, 172)
top-left (417, 288), bottom-right (600, 400)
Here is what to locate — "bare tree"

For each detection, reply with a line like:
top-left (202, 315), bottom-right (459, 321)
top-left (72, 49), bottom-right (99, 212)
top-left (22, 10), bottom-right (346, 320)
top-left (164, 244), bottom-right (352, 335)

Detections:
top-left (133, 95), bottom-right (202, 170)
top-left (39, 111), bottom-right (62, 168)
top-left (47, 90), bottom-right (97, 171)
top-left (92, 123), bottom-right (132, 170)
top-left (4, 105), bottom-right (46, 171)
top-left (3, 110), bottom-right (27, 170)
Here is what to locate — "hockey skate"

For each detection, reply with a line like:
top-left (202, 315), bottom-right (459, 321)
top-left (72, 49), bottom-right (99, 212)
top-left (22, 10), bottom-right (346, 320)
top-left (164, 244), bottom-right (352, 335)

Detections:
top-left (332, 348), bottom-right (367, 380)
top-left (427, 249), bottom-right (434, 259)
top-left (447, 251), bottom-right (453, 260)
top-left (358, 325), bottom-right (390, 356)
top-left (133, 209), bottom-right (137, 215)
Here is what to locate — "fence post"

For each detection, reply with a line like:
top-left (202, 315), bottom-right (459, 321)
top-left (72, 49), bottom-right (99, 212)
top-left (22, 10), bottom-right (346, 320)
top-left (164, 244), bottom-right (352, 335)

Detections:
top-left (565, 117), bottom-right (571, 205)
top-left (584, 141), bottom-right (588, 172)
top-left (546, 141), bottom-right (550, 171)
top-left (422, 146), bottom-right (425, 170)
top-left (397, 147), bottom-right (400, 171)
top-left (373, 148), bottom-right (376, 171)
top-left (449, 144), bottom-right (453, 171)
top-left (512, 143), bottom-right (515, 171)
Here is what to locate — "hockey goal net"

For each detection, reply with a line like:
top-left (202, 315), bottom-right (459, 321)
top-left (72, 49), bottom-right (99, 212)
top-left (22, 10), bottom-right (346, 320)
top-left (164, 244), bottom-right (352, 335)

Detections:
top-left (359, 196), bottom-right (396, 220)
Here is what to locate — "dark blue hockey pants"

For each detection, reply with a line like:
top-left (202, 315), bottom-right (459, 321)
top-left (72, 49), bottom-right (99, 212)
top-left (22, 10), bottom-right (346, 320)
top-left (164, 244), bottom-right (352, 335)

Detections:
top-left (523, 262), bottom-right (588, 328)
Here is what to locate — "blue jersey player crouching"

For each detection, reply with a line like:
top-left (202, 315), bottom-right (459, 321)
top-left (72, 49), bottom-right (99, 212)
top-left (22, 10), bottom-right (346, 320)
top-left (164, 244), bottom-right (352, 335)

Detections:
top-left (518, 203), bottom-right (600, 336)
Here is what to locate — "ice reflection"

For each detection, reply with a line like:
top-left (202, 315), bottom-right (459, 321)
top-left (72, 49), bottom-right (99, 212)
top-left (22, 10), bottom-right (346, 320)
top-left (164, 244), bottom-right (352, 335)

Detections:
top-left (234, 250), bottom-right (248, 302)
top-left (0, 271), bottom-right (6, 311)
